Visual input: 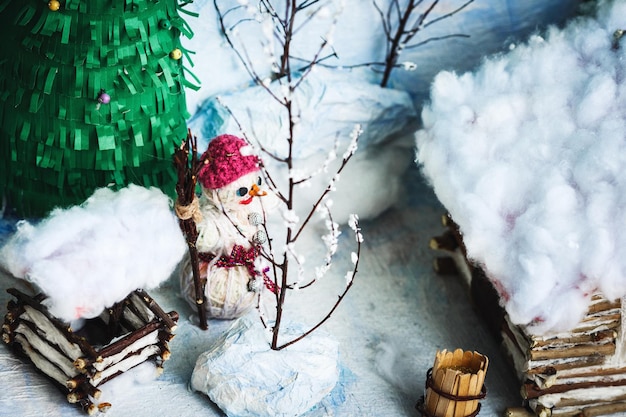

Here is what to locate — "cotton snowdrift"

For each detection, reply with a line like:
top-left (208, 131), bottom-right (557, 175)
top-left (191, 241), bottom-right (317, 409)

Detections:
top-left (416, 0), bottom-right (626, 334)
top-left (0, 185), bottom-right (187, 322)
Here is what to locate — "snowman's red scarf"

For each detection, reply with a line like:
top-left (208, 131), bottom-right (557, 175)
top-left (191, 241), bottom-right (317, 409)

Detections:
top-left (198, 245), bottom-right (278, 293)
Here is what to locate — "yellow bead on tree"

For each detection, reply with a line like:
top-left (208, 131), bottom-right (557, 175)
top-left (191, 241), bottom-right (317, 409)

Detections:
top-left (48, 0), bottom-right (61, 11)
top-left (169, 48), bottom-right (182, 60)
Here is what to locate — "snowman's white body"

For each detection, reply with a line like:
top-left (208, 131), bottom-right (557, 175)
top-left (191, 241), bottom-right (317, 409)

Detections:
top-left (180, 171), bottom-right (274, 319)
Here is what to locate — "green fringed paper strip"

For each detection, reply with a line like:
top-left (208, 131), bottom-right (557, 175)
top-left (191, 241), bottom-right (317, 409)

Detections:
top-left (0, 0), bottom-right (198, 217)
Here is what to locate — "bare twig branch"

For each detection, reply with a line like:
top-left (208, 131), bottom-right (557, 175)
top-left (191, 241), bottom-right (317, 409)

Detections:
top-left (297, 0), bottom-right (322, 11)
top-left (214, 0), bottom-right (360, 351)
top-left (275, 220), bottom-right (361, 350)
top-left (214, 0), bottom-right (286, 104)
top-left (292, 127), bottom-right (360, 242)
top-left (373, 0), bottom-right (392, 40)
top-left (405, 33), bottom-right (470, 49)
top-left (372, 0), bottom-right (472, 87)
top-left (286, 203), bottom-right (335, 290)
top-left (289, 49), bottom-right (339, 73)
top-left (214, 1), bottom-right (263, 85)
top-left (291, 138), bottom-right (337, 185)
top-left (292, 38), bottom-right (329, 90)
top-left (424, 0), bottom-right (474, 28)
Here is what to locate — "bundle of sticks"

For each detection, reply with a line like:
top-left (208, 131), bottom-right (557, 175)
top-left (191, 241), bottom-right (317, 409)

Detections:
top-left (173, 129), bottom-right (207, 330)
top-left (430, 214), bottom-right (626, 417)
top-left (2, 288), bottom-right (178, 415)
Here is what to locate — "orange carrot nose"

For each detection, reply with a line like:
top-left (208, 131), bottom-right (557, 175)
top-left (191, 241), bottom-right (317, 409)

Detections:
top-left (249, 184), bottom-right (267, 197)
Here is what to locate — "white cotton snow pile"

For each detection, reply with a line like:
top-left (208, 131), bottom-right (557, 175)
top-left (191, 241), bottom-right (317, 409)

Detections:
top-left (189, 67), bottom-right (418, 223)
top-left (191, 315), bottom-right (340, 417)
top-left (416, 0), bottom-right (626, 335)
top-left (0, 185), bottom-right (187, 322)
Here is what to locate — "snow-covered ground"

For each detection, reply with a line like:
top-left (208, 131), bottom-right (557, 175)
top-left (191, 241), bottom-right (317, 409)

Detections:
top-left (0, 168), bottom-right (523, 417)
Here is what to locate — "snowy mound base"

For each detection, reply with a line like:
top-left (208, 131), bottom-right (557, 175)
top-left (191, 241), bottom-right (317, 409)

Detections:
top-left (191, 316), bottom-right (340, 417)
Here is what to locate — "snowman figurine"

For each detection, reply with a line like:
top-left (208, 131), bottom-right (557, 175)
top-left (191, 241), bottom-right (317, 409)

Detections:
top-left (180, 134), bottom-right (275, 319)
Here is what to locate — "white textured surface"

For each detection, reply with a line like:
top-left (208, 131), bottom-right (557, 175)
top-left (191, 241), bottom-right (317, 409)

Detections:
top-left (191, 316), bottom-right (339, 417)
top-left (416, 0), bottom-right (626, 334)
top-left (0, 167), bottom-right (521, 417)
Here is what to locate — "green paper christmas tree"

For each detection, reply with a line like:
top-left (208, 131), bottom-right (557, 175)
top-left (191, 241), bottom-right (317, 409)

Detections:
top-left (0, 0), bottom-right (198, 217)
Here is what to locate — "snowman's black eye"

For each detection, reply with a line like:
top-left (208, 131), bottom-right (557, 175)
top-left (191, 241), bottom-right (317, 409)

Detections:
top-left (257, 176), bottom-right (262, 186)
top-left (237, 187), bottom-right (248, 197)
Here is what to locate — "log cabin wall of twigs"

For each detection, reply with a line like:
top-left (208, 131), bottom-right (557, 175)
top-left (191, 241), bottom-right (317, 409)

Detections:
top-left (430, 214), bottom-right (626, 417)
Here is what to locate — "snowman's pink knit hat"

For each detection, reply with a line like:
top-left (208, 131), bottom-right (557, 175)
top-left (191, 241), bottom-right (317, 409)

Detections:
top-left (198, 134), bottom-right (260, 190)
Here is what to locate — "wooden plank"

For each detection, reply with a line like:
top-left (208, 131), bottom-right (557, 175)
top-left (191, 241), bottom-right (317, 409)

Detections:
top-left (529, 329), bottom-right (616, 349)
top-left (529, 341), bottom-right (615, 361)
top-left (455, 350), bottom-right (473, 417)
top-left (524, 355), bottom-right (606, 374)
top-left (523, 377), bottom-right (626, 399)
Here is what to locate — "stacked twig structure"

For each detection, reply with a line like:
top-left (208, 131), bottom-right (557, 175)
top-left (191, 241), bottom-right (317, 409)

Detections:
top-left (430, 214), bottom-right (626, 417)
top-left (503, 295), bottom-right (626, 417)
top-left (2, 288), bottom-right (178, 415)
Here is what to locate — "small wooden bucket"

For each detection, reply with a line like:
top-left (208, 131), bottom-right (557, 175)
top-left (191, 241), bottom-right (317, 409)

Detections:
top-left (417, 349), bottom-right (488, 417)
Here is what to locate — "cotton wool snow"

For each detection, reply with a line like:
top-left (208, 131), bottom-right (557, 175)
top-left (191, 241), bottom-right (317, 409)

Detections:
top-left (417, 0), bottom-right (626, 335)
